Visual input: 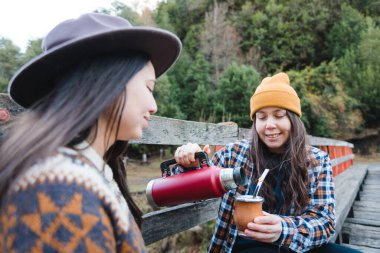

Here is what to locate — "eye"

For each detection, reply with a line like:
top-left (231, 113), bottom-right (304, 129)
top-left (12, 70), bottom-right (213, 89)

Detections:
top-left (275, 114), bottom-right (286, 119)
top-left (147, 85), bottom-right (154, 93)
top-left (256, 113), bottom-right (266, 120)
top-left (146, 80), bottom-right (156, 93)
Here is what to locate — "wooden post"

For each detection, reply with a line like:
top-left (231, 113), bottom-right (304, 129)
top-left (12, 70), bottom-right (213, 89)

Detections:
top-left (142, 153), bottom-right (148, 164)
top-left (214, 122), bottom-right (238, 152)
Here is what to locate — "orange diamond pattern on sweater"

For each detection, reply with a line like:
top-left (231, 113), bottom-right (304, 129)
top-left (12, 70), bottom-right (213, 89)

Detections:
top-left (0, 204), bottom-right (17, 253)
top-left (1, 149), bottom-right (147, 253)
top-left (14, 192), bottom-right (107, 253)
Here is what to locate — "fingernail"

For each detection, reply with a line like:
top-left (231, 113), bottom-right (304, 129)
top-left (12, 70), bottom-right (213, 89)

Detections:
top-left (255, 218), bottom-right (261, 222)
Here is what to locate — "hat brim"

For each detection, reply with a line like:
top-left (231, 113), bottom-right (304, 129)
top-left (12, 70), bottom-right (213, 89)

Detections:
top-left (8, 27), bottom-right (181, 108)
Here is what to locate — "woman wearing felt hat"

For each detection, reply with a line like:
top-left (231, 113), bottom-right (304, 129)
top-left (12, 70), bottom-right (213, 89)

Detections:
top-left (175, 73), bottom-right (360, 252)
top-left (0, 13), bottom-right (181, 252)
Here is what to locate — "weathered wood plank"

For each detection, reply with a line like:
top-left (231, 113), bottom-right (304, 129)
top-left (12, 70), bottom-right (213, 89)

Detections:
top-left (343, 220), bottom-right (380, 234)
top-left (130, 116), bottom-right (240, 146)
top-left (357, 194), bottom-right (380, 202)
top-left (353, 206), bottom-right (380, 214)
top-left (342, 223), bottom-right (380, 248)
top-left (360, 192), bottom-right (380, 202)
top-left (332, 164), bottom-right (368, 242)
top-left (141, 198), bottom-right (220, 245)
top-left (363, 178), bottom-right (380, 185)
top-left (361, 185), bottom-right (380, 191)
top-left (334, 164), bottom-right (367, 193)
top-left (352, 210), bottom-right (380, 221)
top-left (345, 217), bottom-right (380, 227)
top-left (307, 135), bottom-right (354, 147)
top-left (342, 243), bottom-right (380, 253)
top-left (330, 155), bottom-right (355, 167)
top-left (353, 200), bottom-right (380, 210)
top-left (368, 166), bottom-right (380, 172)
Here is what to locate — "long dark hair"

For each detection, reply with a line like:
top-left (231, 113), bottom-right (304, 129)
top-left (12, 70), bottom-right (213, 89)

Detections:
top-left (250, 111), bottom-right (311, 215)
top-left (0, 52), bottom-right (149, 227)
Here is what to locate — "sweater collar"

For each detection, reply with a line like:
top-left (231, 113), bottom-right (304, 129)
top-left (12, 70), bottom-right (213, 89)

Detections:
top-left (73, 141), bottom-right (114, 182)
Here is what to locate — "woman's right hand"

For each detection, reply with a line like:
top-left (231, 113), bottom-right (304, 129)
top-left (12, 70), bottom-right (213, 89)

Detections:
top-left (174, 143), bottom-right (211, 167)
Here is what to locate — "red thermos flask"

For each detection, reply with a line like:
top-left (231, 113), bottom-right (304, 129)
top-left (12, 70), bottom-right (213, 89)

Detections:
top-left (146, 152), bottom-right (247, 207)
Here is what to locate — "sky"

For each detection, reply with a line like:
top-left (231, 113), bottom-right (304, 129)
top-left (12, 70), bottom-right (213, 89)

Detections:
top-left (0, 0), bottom-right (161, 52)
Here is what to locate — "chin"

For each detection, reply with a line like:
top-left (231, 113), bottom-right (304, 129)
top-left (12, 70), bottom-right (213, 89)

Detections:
top-left (130, 131), bottom-right (143, 140)
top-left (118, 132), bottom-right (142, 141)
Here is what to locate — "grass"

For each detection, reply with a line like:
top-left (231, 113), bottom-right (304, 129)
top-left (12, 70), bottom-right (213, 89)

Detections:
top-left (126, 158), bottom-right (163, 193)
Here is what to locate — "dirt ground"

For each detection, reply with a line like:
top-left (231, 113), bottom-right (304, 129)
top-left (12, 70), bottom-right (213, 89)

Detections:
top-left (354, 154), bottom-right (380, 163)
top-left (126, 158), bottom-right (164, 193)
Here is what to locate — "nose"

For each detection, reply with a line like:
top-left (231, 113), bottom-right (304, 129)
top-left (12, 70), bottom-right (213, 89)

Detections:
top-left (149, 98), bottom-right (158, 115)
top-left (265, 117), bottom-right (276, 129)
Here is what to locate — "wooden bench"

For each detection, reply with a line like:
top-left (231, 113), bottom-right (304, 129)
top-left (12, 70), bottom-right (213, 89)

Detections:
top-left (0, 93), bottom-right (364, 246)
top-left (332, 163), bottom-right (368, 243)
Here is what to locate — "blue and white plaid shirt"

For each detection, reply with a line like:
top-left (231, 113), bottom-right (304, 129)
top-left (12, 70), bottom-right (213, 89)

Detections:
top-left (208, 139), bottom-right (335, 253)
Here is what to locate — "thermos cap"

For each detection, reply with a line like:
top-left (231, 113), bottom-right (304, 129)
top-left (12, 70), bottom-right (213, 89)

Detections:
top-left (235, 195), bottom-right (264, 203)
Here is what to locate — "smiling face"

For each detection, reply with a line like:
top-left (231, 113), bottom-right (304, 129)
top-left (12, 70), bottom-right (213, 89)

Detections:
top-left (118, 61), bottom-right (157, 140)
top-left (255, 107), bottom-right (291, 153)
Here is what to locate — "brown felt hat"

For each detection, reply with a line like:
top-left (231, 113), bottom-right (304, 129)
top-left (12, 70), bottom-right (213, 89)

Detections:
top-left (8, 13), bottom-right (182, 108)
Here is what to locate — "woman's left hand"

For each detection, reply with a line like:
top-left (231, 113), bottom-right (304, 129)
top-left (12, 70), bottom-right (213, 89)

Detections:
top-left (243, 211), bottom-right (283, 243)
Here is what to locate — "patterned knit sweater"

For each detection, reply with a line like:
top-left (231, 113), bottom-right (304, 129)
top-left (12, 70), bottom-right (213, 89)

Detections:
top-left (0, 143), bottom-right (146, 253)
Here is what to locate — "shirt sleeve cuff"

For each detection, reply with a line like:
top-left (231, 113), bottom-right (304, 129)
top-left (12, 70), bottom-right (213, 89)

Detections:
top-left (277, 216), bottom-right (295, 247)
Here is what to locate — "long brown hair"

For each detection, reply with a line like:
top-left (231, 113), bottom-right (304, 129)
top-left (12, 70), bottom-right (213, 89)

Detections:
top-left (250, 111), bottom-right (311, 215)
top-left (0, 52), bottom-right (148, 227)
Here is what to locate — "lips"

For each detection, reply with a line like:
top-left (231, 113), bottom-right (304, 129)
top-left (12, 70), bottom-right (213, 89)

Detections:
top-left (143, 116), bottom-right (150, 127)
top-left (266, 133), bottom-right (280, 138)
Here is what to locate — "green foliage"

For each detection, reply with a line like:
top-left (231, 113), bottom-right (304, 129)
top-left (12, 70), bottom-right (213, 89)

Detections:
top-left (338, 18), bottom-right (380, 127)
top-left (288, 62), bottom-right (363, 138)
top-left (235, 0), bottom-right (331, 73)
top-left (213, 62), bottom-right (261, 127)
top-left (183, 52), bottom-right (212, 120)
top-left (327, 4), bottom-right (367, 58)
top-left (21, 39), bottom-right (43, 64)
top-left (183, 24), bottom-right (203, 57)
top-left (154, 74), bottom-right (186, 119)
top-left (2, 0), bottom-right (379, 138)
top-left (349, 0), bottom-right (380, 24)
top-left (0, 38), bottom-right (22, 92)
top-left (154, 0), bottom-right (211, 40)
top-left (193, 83), bottom-right (208, 121)
top-left (116, 5), bottom-right (143, 25)
top-left (153, 0), bottom-right (177, 33)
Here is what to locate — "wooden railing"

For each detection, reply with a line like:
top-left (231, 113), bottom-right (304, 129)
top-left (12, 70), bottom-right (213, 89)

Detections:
top-left (133, 117), bottom-right (357, 244)
top-left (0, 93), bottom-right (365, 245)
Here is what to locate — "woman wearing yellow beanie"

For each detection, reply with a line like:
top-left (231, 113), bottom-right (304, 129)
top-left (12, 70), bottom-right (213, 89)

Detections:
top-left (174, 73), bottom-right (360, 253)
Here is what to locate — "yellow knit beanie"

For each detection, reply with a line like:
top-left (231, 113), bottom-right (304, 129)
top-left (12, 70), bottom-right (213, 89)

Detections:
top-left (250, 72), bottom-right (301, 119)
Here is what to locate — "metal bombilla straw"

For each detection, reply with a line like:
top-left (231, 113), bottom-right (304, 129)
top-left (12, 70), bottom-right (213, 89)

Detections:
top-left (252, 169), bottom-right (270, 197)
